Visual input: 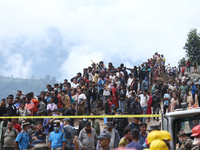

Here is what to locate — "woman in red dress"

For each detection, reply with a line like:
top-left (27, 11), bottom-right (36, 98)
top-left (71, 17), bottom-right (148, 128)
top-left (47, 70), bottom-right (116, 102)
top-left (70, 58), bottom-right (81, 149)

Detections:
top-left (112, 83), bottom-right (119, 108)
top-left (147, 92), bottom-right (152, 122)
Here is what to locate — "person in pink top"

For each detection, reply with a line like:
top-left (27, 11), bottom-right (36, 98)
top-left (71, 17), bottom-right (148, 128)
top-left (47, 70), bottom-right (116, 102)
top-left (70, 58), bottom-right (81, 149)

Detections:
top-left (25, 96), bottom-right (34, 116)
top-left (47, 97), bottom-right (57, 116)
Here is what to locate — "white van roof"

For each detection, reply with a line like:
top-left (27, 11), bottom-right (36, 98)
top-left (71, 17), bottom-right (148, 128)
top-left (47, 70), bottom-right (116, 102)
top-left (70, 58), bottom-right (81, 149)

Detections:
top-left (165, 108), bottom-right (200, 117)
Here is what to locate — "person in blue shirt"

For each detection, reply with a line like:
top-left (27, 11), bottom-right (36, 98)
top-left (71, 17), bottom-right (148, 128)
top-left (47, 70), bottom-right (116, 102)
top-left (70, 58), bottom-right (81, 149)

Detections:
top-left (29, 121), bottom-right (46, 148)
top-left (14, 122), bottom-right (30, 150)
top-left (163, 89), bottom-right (171, 114)
top-left (142, 77), bottom-right (149, 91)
top-left (127, 118), bottom-right (140, 131)
top-left (14, 97), bottom-right (20, 108)
top-left (46, 91), bottom-right (51, 104)
top-left (64, 102), bottom-right (76, 126)
top-left (48, 120), bottom-right (66, 150)
top-left (139, 122), bottom-right (148, 145)
top-left (62, 118), bottom-right (76, 150)
top-left (126, 129), bottom-right (145, 150)
top-left (191, 82), bottom-right (196, 101)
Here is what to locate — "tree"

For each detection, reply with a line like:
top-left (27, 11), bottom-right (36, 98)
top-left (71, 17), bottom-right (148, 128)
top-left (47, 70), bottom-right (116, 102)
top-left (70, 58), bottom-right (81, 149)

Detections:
top-left (183, 28), bottom-right (200, 64)
top-left (178, 57), bottom-right (186, 67)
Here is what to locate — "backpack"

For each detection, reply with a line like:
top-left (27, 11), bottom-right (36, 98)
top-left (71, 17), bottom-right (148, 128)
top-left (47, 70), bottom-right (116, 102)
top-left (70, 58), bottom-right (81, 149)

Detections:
top-left (1, 128), bottom-right (17, 145)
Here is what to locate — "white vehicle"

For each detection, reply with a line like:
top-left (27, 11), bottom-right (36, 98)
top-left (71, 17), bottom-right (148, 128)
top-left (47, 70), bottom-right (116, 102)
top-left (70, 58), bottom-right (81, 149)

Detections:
top-left (161, 108), bottom-right (200, 149)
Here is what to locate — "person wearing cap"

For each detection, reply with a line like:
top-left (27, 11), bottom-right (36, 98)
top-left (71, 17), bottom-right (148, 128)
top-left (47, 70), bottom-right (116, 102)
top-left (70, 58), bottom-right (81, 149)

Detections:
top-left (29, 121), bottom-right (46, 148)
top-left (97, 132), bottom-right (111, 150)
top-left (113, 108), bottom-right (128, 138)
top-left (179, 81), bottom-right (189, 103)
top-left (191, 125), bottom-right (200, 150)
top-left (0, 98), bottom-right (7, 116)
top-left (48, 120), bottom-right (66, 150)
top-left (97, 121), bottom-right (120, 149)
top-left (163, 89), bottom-right (171, 114)
top-left (90, 112), bottom-right (100, 136)
top-left (62, 118), bottom-right (76, 150)
top-left (14, 122), bottom-right (30, 150)
top-left (64, 102), bottom-right (76, 126)
top-left (126, 129), bottom-right (145, 150)
top-left (176, 130), bottom-right (193, 150)
top-left (106, 105), bottom-right (117, 123)
top-left (78, 122), bottom-right (97, 150)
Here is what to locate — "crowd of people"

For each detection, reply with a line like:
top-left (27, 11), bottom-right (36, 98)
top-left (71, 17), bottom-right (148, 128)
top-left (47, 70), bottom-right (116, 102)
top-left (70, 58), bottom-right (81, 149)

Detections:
top-left (0, 52), bottom-right (199, 150)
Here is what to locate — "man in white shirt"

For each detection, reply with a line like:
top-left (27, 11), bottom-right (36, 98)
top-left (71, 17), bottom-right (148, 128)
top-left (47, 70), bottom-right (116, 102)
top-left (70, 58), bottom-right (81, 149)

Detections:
top-left (71, 79), bottom-right (79, 89)
top-left (138, 89), bottom-right (149, 122)
top-left (109, 71), bottom-right (116, 81)
top-left (78, 89), bottom-right (87, 115)
top-left (127, 74), bottom-right (134, 88)
top-left (116, 67), bottom-right (124, 77)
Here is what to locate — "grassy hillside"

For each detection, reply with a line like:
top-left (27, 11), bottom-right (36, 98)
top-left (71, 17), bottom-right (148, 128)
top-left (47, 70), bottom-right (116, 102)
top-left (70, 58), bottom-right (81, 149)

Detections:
top-left (0, 75), bottom-right (55, 98)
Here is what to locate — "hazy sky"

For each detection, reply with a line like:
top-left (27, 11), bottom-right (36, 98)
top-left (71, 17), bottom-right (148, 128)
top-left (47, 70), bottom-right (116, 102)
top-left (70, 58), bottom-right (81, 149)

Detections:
top-left (0, 0), bottom-right (199, 81)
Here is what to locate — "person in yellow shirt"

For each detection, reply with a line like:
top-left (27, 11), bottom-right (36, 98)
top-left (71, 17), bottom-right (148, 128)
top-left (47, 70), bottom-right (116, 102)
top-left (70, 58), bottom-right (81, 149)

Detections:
top-left (118, 127), bottom-right (132, 147)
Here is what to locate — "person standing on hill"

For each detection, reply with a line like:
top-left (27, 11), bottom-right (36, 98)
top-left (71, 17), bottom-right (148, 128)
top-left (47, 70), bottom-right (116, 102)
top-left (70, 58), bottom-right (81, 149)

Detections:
top-left (191, 82), bottom-right (196, 101)
top-left (186, 59), bottom-right (191, 72)
top-left (179, 81), bottom-right (189, 103)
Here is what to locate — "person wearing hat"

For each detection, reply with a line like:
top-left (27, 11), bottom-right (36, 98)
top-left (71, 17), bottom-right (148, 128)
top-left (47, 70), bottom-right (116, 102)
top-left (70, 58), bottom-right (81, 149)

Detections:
top-left (90, 112), bottom-right (100, 136)
top-left (14, 122), bottom-right (30, 150)
top-left (147, 125), bottom-right (160, 133)
top-left (78, 122), bottom-right (97, 150)
top-left (97, 121), bottom-right (120, 149)
top-left (0, 98), bottom-right (7, 116)
top-left (62, 118), bottom-right (76, 150)
top-left (191, 125), bottom-right (200, 150)
top-left (149, 139), bottom-right (169, 150)
top-left (64, 101), bottom-right (76, 126)
top-left (106, 105), bottom-right (117, 123)
top-left (48, 120), bottom-right (66, 150)
top-left (113, 108), bottom-right (128, 138)
top-left (188, 99), bottom-right (198, 109)
top-left (179, 81), bottom-right (189, 103)
top-left (176, 130), bottom-right (193, 150)
top-left (97, 132), bottom-right (111, 150)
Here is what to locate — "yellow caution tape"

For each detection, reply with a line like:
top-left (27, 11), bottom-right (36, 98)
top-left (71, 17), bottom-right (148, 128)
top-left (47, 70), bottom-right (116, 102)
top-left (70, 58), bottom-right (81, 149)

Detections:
top-left (0, 114), bottom-right (161, 119)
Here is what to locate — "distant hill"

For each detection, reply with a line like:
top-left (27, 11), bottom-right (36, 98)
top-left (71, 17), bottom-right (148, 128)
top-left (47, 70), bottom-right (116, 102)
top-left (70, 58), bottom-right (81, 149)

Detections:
top-left (0, 74), bottom-right (56, 98)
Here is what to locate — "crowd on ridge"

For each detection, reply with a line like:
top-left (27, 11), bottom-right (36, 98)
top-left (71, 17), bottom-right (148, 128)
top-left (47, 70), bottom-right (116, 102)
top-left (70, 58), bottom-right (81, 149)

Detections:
top-left (0, 52), bottom-right (200, 150)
